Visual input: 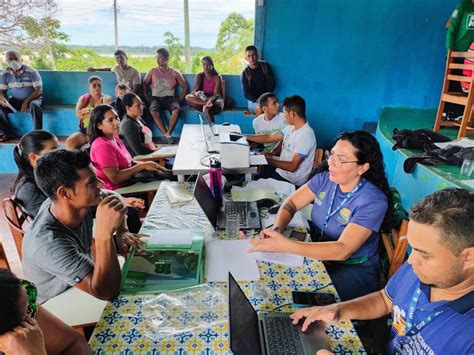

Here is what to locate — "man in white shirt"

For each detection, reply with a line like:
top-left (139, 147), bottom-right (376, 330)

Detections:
top-left (245, 95), bottom-right (317, 186)
top-left (252, 92), bottom-right (287, 152)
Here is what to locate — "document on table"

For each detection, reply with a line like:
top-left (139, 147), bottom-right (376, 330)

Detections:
top-left (435, 138), bottom-right (474, 149)
top-left (231, 185), bottom-right (279, 202)
top-left (249, 154), bottom-right (268, 165)
top-left (143, 229), bottom-right (193, 247)
top-left (205, 240), bottom-right (260, 281)
top-left (250, 251), bottom-right (304, 267)
top-left (246, 178), bottom-right (296, 196)
top-left (261, 210), bottom-right (310, 230)
top-left (134, 146), bottom-right (178, 160)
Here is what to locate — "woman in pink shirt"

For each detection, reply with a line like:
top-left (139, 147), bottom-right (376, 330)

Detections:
top-left (88, 104), bottom-right (164, 190)
top-left (185, 56), bottom-right (224, 122)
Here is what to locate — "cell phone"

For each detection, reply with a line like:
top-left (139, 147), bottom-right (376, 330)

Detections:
top-left (292, 291), bottom-right (337, 307)
top-left (289, 230), bottom-right (307, 242)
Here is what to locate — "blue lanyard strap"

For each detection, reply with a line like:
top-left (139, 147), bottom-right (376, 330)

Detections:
top-left (321, 179), bottom-right (364, 234)
top-left (404, 285), bottom-right (445, 337)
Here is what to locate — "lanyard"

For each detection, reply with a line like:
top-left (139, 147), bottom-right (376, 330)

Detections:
top-left (403, 285), bottom-right (445, 337)
top-left (320, 179), bottom-right (364, 235)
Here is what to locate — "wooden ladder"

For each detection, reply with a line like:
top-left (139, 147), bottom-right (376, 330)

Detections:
top-left (433, 50), bottom-right (474, 138)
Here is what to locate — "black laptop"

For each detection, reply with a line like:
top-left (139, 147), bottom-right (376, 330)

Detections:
top-left (229, 272), bottom-right (330, 355)
top-left (193, 173), bottom-right (260, 230)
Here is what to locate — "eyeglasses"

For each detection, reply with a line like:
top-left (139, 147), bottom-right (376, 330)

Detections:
top-left (325, 151), bottom-right (359, 168)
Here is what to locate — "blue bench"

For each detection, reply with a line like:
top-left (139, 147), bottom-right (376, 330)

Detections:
top-left (1, 71), bottom-right (256, 173)
top-left (7, 105), bottom-right (254, 137)
top-left (6, 71), bottom-right (253, 137)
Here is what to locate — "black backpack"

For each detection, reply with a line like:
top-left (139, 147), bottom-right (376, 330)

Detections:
top-left (392, 128), bottom-right (450, 151)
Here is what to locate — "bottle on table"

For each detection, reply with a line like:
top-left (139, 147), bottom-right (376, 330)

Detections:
top-left (209, 157), bottom-right (223, 201)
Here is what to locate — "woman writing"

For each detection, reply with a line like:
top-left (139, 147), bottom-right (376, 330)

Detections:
top-left (249, 131), bottom-right (391, 301)
top-left (88, 104), bottom-right (167, 190)
top-left (185, 56), bottom-right (224, 122)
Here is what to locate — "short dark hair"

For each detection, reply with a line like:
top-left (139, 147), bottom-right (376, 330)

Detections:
top-left (35, 149), bottom-right (91, 201)
top-left (409, 188), bottom-right (474, 255)
top-left (157, 47), bottom-right (170, 59)
top-left (257, 92), bottom-right (277, 108)
top-left (245, 45), bottom-right (258, 53)
top-left (0, 268), bottom-right (23, 335)
top-left (282, 95), bottom-right (306, 118)
top-left (88, 75), bottom-right (102, 85)
top-left (87, 104), bottom-right (116, 143)
top-left (114, 49), bottom-right (127, 58)
top-left (122, 92), bottom-right (140, 111)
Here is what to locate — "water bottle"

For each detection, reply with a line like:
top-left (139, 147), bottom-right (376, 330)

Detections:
top-left (209, 157), bottom-right (223, 201)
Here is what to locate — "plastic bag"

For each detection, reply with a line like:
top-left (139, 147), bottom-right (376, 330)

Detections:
top-left (142, 284), bottom-right (227, 341)
top-left (165, 184), bottom-right (194, 205)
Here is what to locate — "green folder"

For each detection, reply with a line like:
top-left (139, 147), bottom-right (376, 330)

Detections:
top-left (120, 231), bottom-right (204, 294)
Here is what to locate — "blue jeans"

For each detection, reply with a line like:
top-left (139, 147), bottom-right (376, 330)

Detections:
top-left (324, 262), bottom-right (379, 301)
top-left (247, 100), bottom-right (257, 112)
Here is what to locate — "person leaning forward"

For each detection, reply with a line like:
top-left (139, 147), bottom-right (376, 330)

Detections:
top-left (22, 149), bottom-right (145, 304)
top-left (290, 188), bottom-right (474, 354)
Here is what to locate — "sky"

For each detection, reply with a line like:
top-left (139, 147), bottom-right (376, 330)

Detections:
top-left (55, 0), bottom-right (255, 48)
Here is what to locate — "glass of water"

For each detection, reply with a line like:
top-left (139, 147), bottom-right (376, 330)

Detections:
top-left (460, 159), bottom-right (474, 179)
top-left (225, 212), bottom-right (240, 239)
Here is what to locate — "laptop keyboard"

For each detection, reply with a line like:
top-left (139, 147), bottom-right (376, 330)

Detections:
top-left (226, 202), bottom-right (248, 225)
top-left (264, 316), bottom-right (303, 355)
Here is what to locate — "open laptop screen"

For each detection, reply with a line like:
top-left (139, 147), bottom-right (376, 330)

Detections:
top-left (229, 272), bottom-right (262, 355)
top-left (193, 174), bottom-right (219, 228)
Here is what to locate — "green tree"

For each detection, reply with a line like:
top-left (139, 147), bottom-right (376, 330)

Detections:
top-left (0, 0), bottom-right (55, 47)
top-left (19, 15), bottom-right (70, 70)
top-left (214, 12), bottom-right (254, 74)
top-left (163, 31), bottom-right (184, 72)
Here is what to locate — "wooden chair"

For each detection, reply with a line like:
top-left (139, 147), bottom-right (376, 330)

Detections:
top-left (381, 219), bottom-right (409, 278)
top-left (433, 49), bottom-right (474, 138)
top-left (2, 197), bottom-right (31, 261)
top-left (313, 148), bottom-right (324, 168)
top-left (0, 242), bottom-right (10, 270)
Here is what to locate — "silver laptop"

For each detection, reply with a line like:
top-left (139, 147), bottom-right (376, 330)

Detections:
top-left (199, 113), bottom-right (220, 153)
top-left (193, 173), bottom-right (260, 230)
top-left (229, 272), bottom-right (331, 355)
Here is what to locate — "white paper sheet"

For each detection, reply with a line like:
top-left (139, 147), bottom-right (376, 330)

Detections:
top-left (205, 240), bottom-right (260, 281)
top-left (460, 179), bottom-right (474, 188)
top-left (4, 100), bottom-right (17, 113)
top-left (250, 251), bottom-right (304, 267)
top-left (249, 154), bottom-right (268, 165)
top-left (144, 229), bottom-right (193, 246)
top-left (261, 210), bottom-right (310, 230)
top-left (246, 178), bottom-right (296, 196)
top-left (435, 138), bottom-right (474, 149)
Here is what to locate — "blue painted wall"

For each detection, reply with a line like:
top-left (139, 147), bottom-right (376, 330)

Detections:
top-left (39, 71), bottom-right (248, 108)
top-left (256, 0), bottom-right (457, 147)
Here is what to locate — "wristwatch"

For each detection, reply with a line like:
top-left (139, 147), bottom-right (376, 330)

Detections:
top-left (270, 225), bottom-right (281, 233)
